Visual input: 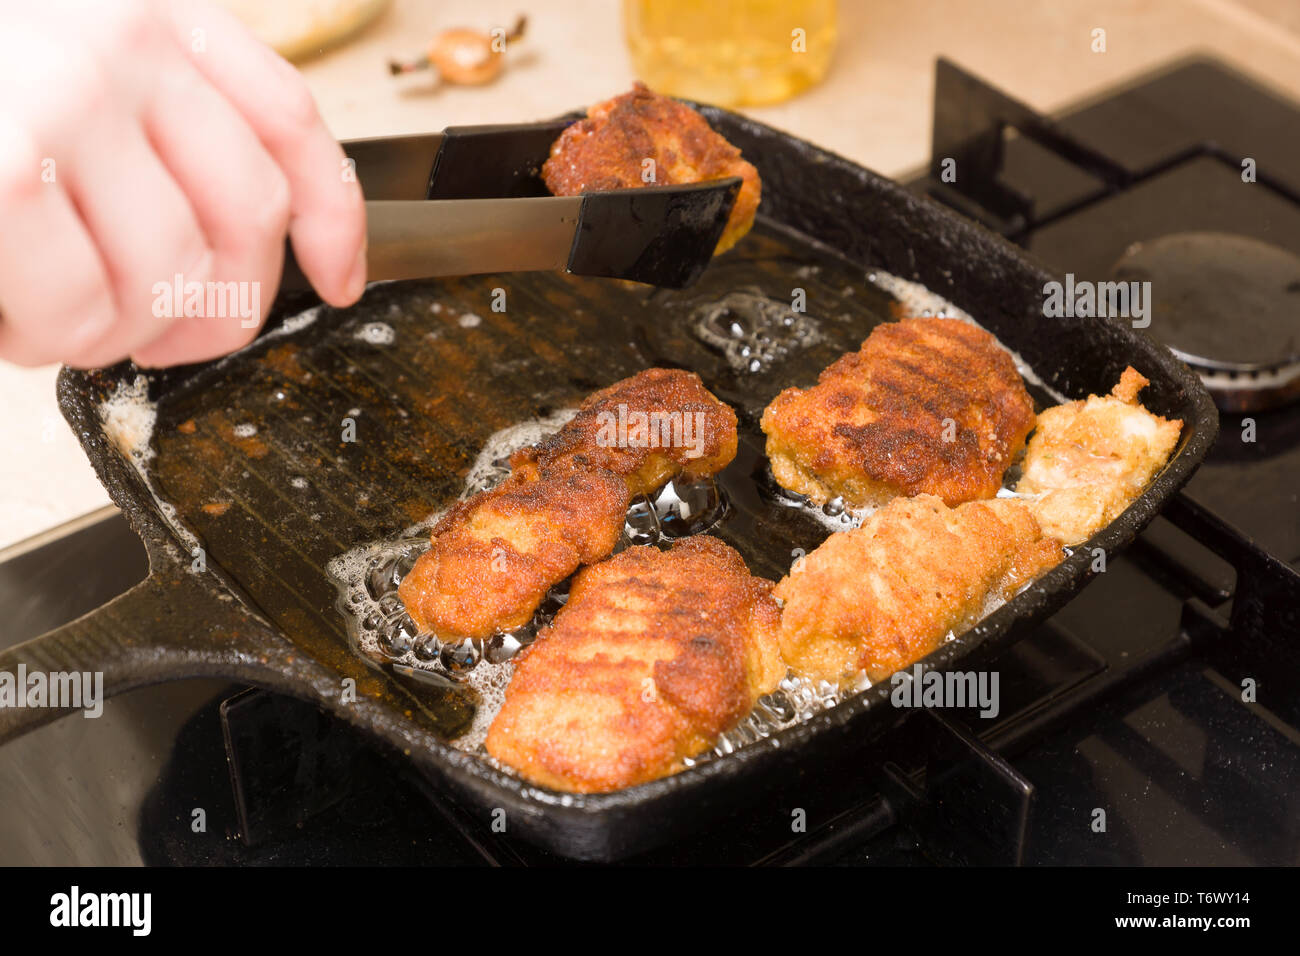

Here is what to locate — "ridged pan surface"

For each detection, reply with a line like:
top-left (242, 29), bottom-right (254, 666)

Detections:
top-left (53, 108), bottom-right (1218, 860)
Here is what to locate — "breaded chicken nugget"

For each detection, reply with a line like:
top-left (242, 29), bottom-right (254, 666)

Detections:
top-left (1016, 367), bottom-right (1182, 546)
top-left (761, 317), bottom-right (1036, 508)
top-left (486, 536), bottom-right (786, 793)
top-left (542, 83), bottom-right (761, 255)
top-left (398, 460), bottom-right (630, 640)
top-left (398, 369), bottom-right (739, 639)
top-left (774, 494), bottom-right (1062, 685)
top-left (512, 367), bottom-right (738, 496)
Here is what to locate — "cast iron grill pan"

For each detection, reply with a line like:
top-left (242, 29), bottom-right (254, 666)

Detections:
top-left (0, 106), bottom-right (1217, 860)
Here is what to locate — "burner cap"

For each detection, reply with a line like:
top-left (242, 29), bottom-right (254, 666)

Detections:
top-left (1111, 232), bottom-right (1300, 411)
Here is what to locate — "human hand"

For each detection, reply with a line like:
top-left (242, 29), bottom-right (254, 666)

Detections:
top-left (0, 0), bottom-right (366, 368)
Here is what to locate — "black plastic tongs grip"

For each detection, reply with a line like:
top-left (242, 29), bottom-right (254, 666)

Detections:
top-left (280, 119), bottom-right (742, 294)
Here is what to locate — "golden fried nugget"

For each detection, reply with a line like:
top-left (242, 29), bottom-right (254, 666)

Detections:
top-left (486, 536), bottom-right (786, 793)
top-left (398, 461), bottom-right (630, 640)
top-left (512, 367), bottom-right (738, 497)
top-left (1015, 367), bottom-right (1182, 546)
top-left (761, 317), bottom-right (1036, 508)
top-left (542, 83), bottom-right (762, 255)
top-left (399, 369), bottom-right (739, 639)
top-left (774, 494), bottom-right (1062, 685)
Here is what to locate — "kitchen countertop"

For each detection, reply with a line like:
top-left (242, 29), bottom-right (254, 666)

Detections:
top-left (4, 0), bottom-right (1299, 550)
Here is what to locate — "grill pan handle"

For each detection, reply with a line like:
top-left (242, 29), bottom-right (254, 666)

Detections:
top-left (0, 567), bottom-right (292, 745)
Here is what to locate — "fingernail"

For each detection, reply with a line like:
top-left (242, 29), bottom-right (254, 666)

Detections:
top-left (346, 240), bottom-right (368, 303)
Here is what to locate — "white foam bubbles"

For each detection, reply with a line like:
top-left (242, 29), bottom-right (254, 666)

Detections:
top-left (353, 321), bottom-right (396, 346)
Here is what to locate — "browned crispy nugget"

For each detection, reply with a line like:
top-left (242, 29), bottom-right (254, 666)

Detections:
top-left (398, 461), bottom-right (630, 640)
top-left (774, 495), bottom-right (1062, 684)
top-left (512, 367), bottom-right (738, 496)
top-left (398, 369), bottom-right (739, 639)
top-left (761, 317), bottom-right (1036, 508)
top-left (1016, 367), bottom-right (1182, 546)
top-left (542, 82), bottom-right (762, 255)
top-left (485, 536), bottom-right (786, 793)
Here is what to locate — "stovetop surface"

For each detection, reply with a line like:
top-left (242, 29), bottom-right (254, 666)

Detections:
top-left (2, 57), bottom-right (1297, 866)
top-left (1018, 59), bottom-right (1300, 566)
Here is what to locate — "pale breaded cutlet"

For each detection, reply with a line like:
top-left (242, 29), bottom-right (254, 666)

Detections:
top-left (761, 317), bottom-right (1036, 508)
top-left (511, 367), bottom-right (738, 497)
top-left (1015, 366), bottom-right (1182, 546)
top-left (774, 494), bottom-right (1063, 685)
top-left (485, 536), bottom-right (786, 793)
top-left (398, 368), bottom-right (739, 640)
top-left (542, 82), bottom-right (761, 255)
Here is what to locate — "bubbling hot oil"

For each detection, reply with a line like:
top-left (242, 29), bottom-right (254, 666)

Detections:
top-left (690, 285), bottom-right (822, 375)
top-left (327, 265), bottom-right (1062, 769)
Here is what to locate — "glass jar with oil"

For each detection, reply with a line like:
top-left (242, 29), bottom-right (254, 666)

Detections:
top-left (623, 0), bottom-right (838, 107)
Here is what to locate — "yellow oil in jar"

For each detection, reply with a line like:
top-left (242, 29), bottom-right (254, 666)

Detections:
top-left (624, 0), bottom-right (838, 107)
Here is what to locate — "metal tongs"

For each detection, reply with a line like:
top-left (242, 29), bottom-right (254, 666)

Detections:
top-left (282, 119), bottom-right (742, 293)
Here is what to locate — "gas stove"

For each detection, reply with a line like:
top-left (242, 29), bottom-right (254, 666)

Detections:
top-left (1, 56), bottom-right (1297, 866)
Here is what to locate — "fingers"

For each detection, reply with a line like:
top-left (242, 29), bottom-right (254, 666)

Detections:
top-left (167, 0), bottom-right (366, 307)
top-left (58, 108), bottom-right (213, 368)
top-left (0, 118), bottom-right (116, 367)
top-left (0, 0), bottom-right (364, 370)
top-left (131, 58), bottom-right (288, 367)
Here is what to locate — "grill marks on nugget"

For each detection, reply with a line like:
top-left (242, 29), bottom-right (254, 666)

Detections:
top-left (398, 369), bottom-right (738, 640)
top-left (512, 367), bottom-right (738, 497)
top-left (485, 537), bottom-right (785, 793)
top-left (542, 83), bottom-right (762, 255)
top-left (762, 318), bottom-right (1036, 507)
top-left (773, 495), bottom-right (1063, 684)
